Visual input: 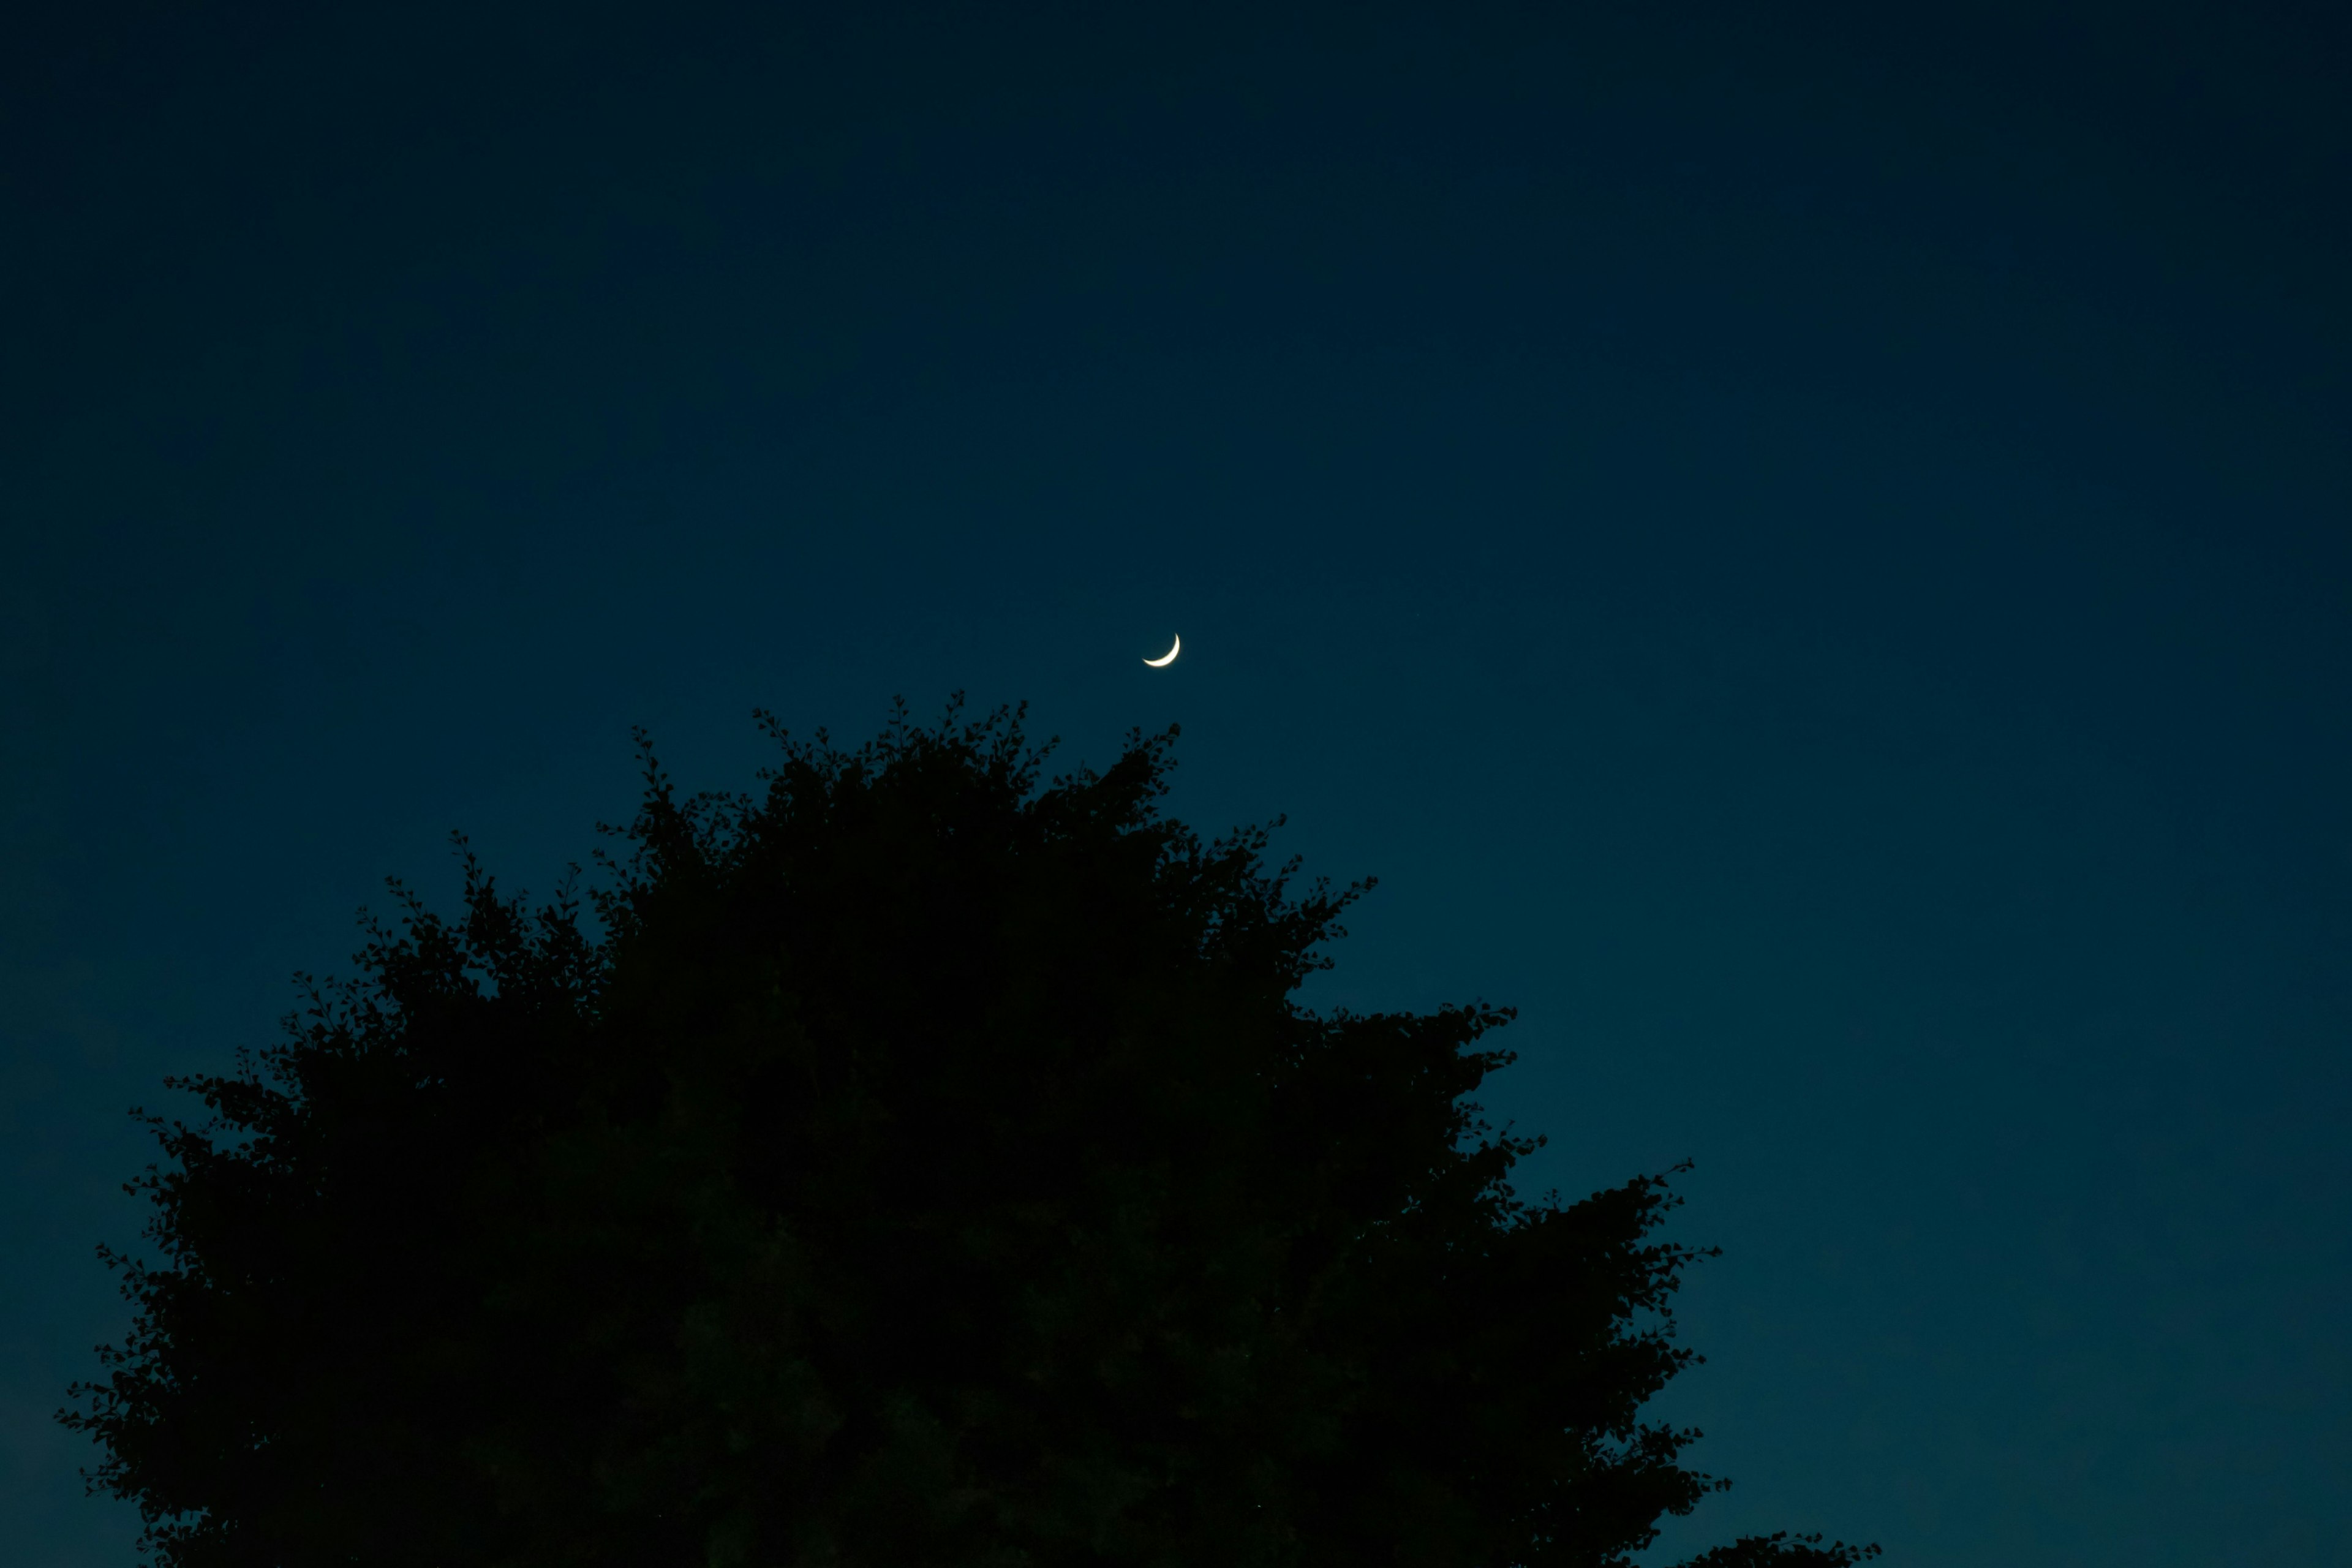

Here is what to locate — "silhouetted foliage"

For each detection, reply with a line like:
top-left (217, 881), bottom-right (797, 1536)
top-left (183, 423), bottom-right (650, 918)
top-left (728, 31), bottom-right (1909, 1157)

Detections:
top-left (65, 698), bottom-right (1878, 1568)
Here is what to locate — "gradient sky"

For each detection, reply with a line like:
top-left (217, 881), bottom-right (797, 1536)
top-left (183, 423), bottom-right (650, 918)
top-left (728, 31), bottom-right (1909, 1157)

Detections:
top-left (6, 4), bottom-right (2348, 1563)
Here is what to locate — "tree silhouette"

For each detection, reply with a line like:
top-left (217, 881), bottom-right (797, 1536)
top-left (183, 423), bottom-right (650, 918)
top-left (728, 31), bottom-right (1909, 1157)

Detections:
top-left (64, 698), bottom-right (1878, 1568)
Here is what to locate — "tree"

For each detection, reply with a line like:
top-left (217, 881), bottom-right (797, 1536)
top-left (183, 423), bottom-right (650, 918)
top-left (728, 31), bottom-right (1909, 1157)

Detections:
top-left (64, 698), bottom-right (1879, 1568)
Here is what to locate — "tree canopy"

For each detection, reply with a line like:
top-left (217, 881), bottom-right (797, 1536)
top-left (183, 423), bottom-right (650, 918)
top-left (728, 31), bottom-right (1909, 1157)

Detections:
top-left (65, 698), bottom-right (1878, 1568)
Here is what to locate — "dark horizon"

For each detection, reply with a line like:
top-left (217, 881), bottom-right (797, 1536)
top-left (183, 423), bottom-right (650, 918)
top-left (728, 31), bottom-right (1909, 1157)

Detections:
top-left (6, 3), bottom-right (2349, 1563)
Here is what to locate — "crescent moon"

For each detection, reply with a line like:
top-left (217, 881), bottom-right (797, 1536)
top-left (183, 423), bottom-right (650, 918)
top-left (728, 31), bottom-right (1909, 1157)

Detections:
top-left (1143, 634), bottom-right (1180, 668)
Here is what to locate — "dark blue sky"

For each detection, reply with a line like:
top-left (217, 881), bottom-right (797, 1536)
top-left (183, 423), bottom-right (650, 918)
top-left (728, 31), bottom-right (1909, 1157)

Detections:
top-left (6, 3), bottom-right (2348, 1562)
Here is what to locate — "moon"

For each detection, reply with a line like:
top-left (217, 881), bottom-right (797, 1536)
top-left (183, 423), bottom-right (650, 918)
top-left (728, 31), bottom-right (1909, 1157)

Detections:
top-left (1143, 634), bottom-right (1180, 668)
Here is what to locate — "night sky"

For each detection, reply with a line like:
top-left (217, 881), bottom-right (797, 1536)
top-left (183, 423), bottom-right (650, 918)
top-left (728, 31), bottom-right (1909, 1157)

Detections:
top-left (6, 4), bottom-right (2349, 1563)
